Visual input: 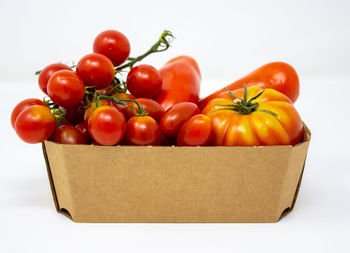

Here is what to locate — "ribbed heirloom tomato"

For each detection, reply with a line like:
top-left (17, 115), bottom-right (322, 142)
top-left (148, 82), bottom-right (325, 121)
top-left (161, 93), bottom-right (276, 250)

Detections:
top-left (202, 86), bottom-right (303, 146)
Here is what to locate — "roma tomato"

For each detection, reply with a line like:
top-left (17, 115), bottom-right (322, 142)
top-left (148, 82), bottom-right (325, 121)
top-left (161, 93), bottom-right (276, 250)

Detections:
top-left (126, 98), bottom-right (164, 122)
top-left (126, 116), bottom-right (161, 145)
top-left (156, 56), bottom-right (201, 111)
top-left (177, 114), bottom-right (213, 146)
top-left (93, 30), bottom-right (130, 66)
top-left (47, 70), bottom-right (85, 107)
top-left (38, 63), bottom-right (71, 94)
top-left (160, 102), bottom-right (200, 136)
top-left (200, 62), bottom-right (299, 109)
top-left (76, 53), bottom-right (115, 90)
top-left (54, 124), bottom-right (86, 144)
top-left (88, 106), bottom-right (126, 145)
top-left (202, 86), bottom-right (303, 146)
top-left (75, 122), bottom-right (93, 143)
top-left (126, 65), bottom-right (162, 98)
top-left (15, 105), bottom-right (56, 144)
top-left (11, 98), bottom-right (45, 129)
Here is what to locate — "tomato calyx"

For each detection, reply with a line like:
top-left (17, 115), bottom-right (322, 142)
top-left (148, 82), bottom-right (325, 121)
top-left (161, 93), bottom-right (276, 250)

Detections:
top-left (213, 85), bottom-right (266, 115)
top-left (115, 30), bottom-right (174, 72)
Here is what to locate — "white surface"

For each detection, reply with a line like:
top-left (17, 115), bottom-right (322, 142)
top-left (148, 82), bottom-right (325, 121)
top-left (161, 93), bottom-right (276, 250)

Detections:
top-left (1, 0), bottom-right (350, 252)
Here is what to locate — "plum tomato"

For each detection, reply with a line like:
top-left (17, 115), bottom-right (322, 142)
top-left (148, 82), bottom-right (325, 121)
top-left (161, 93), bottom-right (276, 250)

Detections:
top-left (88, 106), bottom-right (126, 145)
top-left (160, 102), bottom-right (200, 136)
top-left (15, 105), bottom-right (56, 144)
top-left (75, 122), bottom-right (93, 143)
top-left (38, 63), bottom-right (71, 94)
top-left (76, 53), bottom-right (115, 90)
top-left (54, 124), bottom-right (86, 144)
top-left (126, 65), bottom-right (162, 98)
top-left (93, 30), bottom-right (130, 67)
top-left (11, 98), bottom-right (46, 129)
top-left (126, 116), bottom-right (161, 146)
top-left (47, 70), bottom-right (85, 107)
top-left (126, 98), bottom-right (164, 122)
top-left (177, 114), bottom-right (213, 146)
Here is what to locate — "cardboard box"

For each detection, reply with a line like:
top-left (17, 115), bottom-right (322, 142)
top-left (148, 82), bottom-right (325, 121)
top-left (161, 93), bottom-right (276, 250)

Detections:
top-left (42, 124), bottom-right (311, 223)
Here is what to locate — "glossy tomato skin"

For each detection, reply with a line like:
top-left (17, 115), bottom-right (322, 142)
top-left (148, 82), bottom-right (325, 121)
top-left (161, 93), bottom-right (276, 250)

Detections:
top-left (202, 86), bottom-right (303, 146)
top-left (156, 56), bottom-right (201, 111)
top-left (200, 62), bottom-right (299, 109)
top-left (84, 99), bottom-right (114, 125)
top-left (160, 102), bottom-right (200, 136)
top-left (11, 98), bottom-right (46, 129)
top-left (127, 65), bottom-right (162, 98)
top-left (126, 98), bottom-right (164, 122)
top-left (38, 63), bottom-right (71, 94)
top-left (75, 122), bottom-right (93, 143)
top-left (88, 106), bottom-right (126, 145)
top-left (47, 70), bottom-right (85, 107)
top-left (112, 92), bottom-right (135, 117)
top-left (60, 103), bottom-right (85, 125)
top-left (93, 30), bottom-right (130, 66)
top-left (177, 114), bottom-right (213, 146)
top-left (54, 124), bottom-right (86, 144)
top-left (15, 105), bottom-right (56, 144)
top-left (76, 53), bottom-right (115, 90)
top-left (126, 116), bottom-right (161, 146)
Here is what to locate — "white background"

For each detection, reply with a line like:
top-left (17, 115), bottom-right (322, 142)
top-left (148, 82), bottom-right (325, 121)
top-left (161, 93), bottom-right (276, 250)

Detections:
top-left (1, 0), bottom-right (350, 252)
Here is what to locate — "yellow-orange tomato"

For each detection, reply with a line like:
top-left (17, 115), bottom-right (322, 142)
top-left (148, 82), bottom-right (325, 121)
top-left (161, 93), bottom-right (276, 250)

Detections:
top-left (202, 86), bottom-right (303, 146)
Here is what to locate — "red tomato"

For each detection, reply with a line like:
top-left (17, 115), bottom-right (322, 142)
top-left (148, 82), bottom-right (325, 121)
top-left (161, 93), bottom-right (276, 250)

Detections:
top-left (15, 105), bottom-right (56, 144)
top-left (75, 122), bottom-right (93, 143)
top-left (160, 102), bottom-right (200, 136)
top-left (54, 124), bottom-right (86, 144)
top-left (93, 30), bottom-right (130, 67)
top-left (126, 116), bottom-right (161, 145)
top-left (127, 65), bottom-right (162, 98)
top-left (112, 92), bottom-right (135, 117)
top-left (88, 106), bottom-right (126, 145)
top-left (60, 103), bottom-right (85, 125)
top-left (76, 53), bottom-right (115, 90)
top-left (47, 70), bottom-right (85, 107)
top-left (84, 99), bottom-right (115, 125)
top-left (177, 114), bottom-right (213, 146)
top-left (11, 98), bottom-right (45, 129)
top-left (38, 63), bottom-right (71, 94)
top-left (126, 98), bottom-right (164, 122)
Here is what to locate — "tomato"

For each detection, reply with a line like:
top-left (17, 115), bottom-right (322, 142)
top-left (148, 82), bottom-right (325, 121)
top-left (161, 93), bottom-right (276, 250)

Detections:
top-left (38, 63), bottom-right (71, 94)
top-left (200, 62), bottom-right (299, 109)
top-left (76, 53), bottom-right (115, 90)
top-left (156, 56), bottom-right (201, 111)
top-left (126, 65), bottom-right (162, 98)
top-left (126, 98), bottom-right (164, 122)
top-left (11, 98), bottom-right (46, 129)
top-left (60, 103), bottom-right (85, 125)
top-left (47, 70), bottom-right (85, 107)
top-left (112, 92), bottom-right (135, 117)
top-left (54, 124), bottom-right (86, 144)
top-left (84, 99), bottom-right (116, 125)
top-left (14, 105), bottom-right (56, 144)
top-left (160, 102), bottom-right (200, 136)
top-left (177, 114), bottom-right (213, 146)
top-left (75, 122), bottom-right (93, 143)
top-left (88, 106), bottom-right (126, 145)
top-left (126, 116), bottom-right (161, 145)
top-left (202, 86), bottom-right (303, 146)
top-left (93, 30), bottom-right (130, 66)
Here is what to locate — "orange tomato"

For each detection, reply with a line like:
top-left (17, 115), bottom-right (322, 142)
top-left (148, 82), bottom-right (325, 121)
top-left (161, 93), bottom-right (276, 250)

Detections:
top-left (202, 86), bottom-right (303, 146)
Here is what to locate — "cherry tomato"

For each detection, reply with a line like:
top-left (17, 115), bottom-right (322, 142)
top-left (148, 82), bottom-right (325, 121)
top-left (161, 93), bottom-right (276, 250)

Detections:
top-left (11, 98), bottom-right (45, 129)
top-left (84, 99), bottom-right (114, 125)
top-left (90, 141), bottom-right (101, 145)
top-left (127, 65), bottom-right (162, 98)
top-left (47, 70), bottom-right (85, 107)
top-left (126, 116), bottom-right (161, 145)
top-left (60, 103), bottom-right (85, 125)
top-left (54, 124), bottom-right (86, 144)
top-left (177, 114), bottom-right (213, 146)
top-left (38, 63), bottom-right (71, 94)
top-left (15, 105), bottom-right (56, 144)
top-left (93, 30), bottom-right (130, 67)
top-left (88, 106), bottom-right (126, 145)
top-left (160, 102), bottom-right (200, 136)
top-left (126, 98), bottom-right (164, 122)
top-left (76, 53), bottom-right (115, 90)
top-left (75, 122), bottom-right (93, 143)
top-left (112, 92), bottom-right (135, 117)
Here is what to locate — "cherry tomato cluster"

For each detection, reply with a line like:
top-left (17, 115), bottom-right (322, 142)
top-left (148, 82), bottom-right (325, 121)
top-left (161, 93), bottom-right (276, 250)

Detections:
top-left (11, 29), bottom-right (214, 146)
